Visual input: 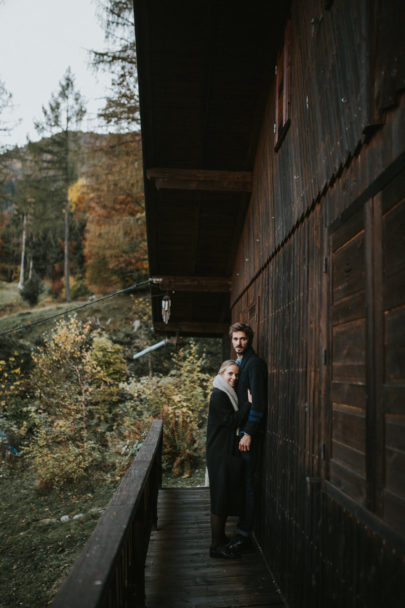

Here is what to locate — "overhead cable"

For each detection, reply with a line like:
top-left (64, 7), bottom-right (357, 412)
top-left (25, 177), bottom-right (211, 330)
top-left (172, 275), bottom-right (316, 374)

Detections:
top-left (0, 278), bottom-right (156, 337)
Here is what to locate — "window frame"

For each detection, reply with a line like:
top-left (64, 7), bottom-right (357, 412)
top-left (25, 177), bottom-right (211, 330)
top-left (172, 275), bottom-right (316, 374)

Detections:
top-left (274, 19), bottom-right (291, 152)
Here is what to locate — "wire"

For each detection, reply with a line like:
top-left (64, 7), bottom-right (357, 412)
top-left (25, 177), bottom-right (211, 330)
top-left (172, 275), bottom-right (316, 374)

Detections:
top-left (0, 279), bottom-right (154, 337)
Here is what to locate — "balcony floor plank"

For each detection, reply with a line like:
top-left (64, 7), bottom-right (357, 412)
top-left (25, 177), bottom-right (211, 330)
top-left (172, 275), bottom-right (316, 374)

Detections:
top-left (144, 488), bottom-right (285, 608)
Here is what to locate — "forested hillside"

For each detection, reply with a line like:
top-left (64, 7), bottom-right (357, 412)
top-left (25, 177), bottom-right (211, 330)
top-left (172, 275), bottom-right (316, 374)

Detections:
top-left (0, 129), bottom-right (147, 299)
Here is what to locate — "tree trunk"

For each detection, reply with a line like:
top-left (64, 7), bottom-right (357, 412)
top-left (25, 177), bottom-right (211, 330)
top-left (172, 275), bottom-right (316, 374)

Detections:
top-left (17, 214), bottom-right (27, 290)
top-left (64, 194), bottom-right (71, 302)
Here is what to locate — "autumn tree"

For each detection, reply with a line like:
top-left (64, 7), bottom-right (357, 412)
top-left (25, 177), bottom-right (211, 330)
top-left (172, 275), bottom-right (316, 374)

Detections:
top-left (81, 2), bottom-right (146, 291)
top-left (33, 68), bottom-right (86, 301)
top-left (80, 131), bottom-right (147, 291)
top-left (26, 316), bottom-right (128, 487)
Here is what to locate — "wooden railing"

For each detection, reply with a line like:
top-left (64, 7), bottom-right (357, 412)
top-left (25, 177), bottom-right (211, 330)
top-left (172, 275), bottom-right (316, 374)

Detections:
top-left (50, 419), bottom-right (163, 608)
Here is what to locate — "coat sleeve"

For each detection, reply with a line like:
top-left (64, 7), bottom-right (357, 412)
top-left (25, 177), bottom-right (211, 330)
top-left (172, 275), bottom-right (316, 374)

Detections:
top-left (242, 358), bottom-right (267, 436)
top-left (208, 390), bottom-right (250, 430)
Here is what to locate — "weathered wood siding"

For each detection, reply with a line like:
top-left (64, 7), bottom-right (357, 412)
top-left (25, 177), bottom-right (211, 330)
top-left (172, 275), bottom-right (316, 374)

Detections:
top-left (230, 0), bottom-right (405, 605)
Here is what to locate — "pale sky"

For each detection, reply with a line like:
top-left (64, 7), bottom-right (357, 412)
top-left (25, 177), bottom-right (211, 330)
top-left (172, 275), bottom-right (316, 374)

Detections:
top-left (0, 0), bottom-right (116, 146)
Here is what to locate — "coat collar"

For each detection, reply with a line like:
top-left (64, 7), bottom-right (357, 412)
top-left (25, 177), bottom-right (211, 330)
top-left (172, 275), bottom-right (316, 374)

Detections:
top-left (238, 346), bottom-right (255, 370)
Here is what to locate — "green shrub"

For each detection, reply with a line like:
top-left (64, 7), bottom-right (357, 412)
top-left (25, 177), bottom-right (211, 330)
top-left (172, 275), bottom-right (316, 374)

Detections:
top-left (124, 342), bottom-right (211, 476)
top-left (28, 426), bottom-right (102, 487)
top-left (25, 317), bottom-right (129, 487)
top-left (70, 278), bottom-right (91, 299)
top-left (20, 271), bottom-right (43, 306)
top-left (0, 342), bottom-right (33, 452)
top-left (3, 313), bottom-right (214, 485)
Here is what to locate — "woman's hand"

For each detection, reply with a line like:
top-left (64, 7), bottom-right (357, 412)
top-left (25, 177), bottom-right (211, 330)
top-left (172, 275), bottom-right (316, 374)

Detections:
top-left (239, 434), bottom-right (251, 452)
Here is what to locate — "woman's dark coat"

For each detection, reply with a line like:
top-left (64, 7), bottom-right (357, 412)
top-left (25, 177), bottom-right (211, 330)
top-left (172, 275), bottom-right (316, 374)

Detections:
top-left (206, 388), bottom-right (249, 516)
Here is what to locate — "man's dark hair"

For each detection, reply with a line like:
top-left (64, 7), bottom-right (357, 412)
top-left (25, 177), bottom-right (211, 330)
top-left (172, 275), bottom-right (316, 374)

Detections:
top-left (229, 322), bottom-right (254, 345)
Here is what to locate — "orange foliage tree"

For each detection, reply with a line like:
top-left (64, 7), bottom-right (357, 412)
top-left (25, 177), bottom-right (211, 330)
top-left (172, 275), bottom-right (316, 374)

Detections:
top-left (75, 132), bottom-right (148, 292)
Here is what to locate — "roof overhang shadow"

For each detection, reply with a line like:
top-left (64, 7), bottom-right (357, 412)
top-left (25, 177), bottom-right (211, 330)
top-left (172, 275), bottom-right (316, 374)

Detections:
top-left (133, 0), bottom-right (290, 335)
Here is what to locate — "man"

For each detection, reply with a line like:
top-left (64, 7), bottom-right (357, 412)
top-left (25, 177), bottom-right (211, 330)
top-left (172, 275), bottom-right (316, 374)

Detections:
top-left (227, 321), bottom-right (267, 552)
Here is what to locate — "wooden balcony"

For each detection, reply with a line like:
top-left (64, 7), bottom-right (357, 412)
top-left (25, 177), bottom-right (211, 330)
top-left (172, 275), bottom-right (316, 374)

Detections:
top-left (49, 420), bottom-right (284, 607)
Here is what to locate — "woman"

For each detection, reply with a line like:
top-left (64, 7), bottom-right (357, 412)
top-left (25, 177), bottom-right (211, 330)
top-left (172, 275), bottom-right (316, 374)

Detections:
top-left (206, 360), bottom-right (250, 559)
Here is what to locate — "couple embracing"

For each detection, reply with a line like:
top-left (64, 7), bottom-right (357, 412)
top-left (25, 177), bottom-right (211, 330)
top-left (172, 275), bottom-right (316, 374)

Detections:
top-left (206, 322), bottom-right (267, 559)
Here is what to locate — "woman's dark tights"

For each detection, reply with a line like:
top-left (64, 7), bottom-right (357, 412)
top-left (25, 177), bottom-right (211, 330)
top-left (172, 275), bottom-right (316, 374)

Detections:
top-left (210, 513), bottom-right (228, 548)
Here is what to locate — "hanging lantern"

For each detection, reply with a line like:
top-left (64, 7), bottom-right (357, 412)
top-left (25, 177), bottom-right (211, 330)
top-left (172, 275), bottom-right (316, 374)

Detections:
top-left (161, 294), bottom-right (171, 324)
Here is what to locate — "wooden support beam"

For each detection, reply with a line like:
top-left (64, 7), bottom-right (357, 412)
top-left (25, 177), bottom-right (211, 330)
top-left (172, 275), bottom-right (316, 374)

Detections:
top-left (154, 321), bottom-right (228, 335)
top-left (146, 168), bottom-right (252, 192)
top-left (151, 275), bottom-right (231, 292)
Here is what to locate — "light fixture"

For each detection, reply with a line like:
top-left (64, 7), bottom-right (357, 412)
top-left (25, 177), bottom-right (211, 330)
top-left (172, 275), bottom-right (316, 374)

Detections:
top-left (162, 294), bottom-right (171, 324)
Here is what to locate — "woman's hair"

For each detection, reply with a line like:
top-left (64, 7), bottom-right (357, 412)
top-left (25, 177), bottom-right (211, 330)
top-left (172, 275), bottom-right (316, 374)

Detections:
top-left (218, 359), bottom-right (238, 374)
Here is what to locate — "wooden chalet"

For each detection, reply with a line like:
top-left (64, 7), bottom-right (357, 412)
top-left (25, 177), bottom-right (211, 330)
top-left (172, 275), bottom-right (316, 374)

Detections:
top-left (134, 0), bottom-right (405, 606)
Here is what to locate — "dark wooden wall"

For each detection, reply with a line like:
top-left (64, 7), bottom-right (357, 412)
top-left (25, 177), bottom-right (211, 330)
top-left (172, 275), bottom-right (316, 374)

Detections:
top-left (230, 0), bottom-right (405, 605)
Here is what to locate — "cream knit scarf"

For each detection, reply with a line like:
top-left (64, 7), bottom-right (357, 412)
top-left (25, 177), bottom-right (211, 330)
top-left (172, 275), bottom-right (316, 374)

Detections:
top-left (212, 374), bottom-right (239, 412)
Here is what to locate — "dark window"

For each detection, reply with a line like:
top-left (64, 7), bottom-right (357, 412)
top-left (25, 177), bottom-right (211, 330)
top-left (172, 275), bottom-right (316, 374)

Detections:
top-left (274, 19), bottom-right (291, 152)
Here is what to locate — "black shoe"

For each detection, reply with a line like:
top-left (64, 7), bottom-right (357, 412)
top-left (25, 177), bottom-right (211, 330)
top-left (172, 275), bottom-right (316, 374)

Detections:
top-left (226, 535), bottom-right (254, 553)
top-left (209, 544), bottom-right (241, 559)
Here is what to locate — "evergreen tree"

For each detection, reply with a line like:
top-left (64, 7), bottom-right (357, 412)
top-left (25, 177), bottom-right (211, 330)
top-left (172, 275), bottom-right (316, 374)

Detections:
top-left (91, 0), bottom-right (139, 129)
top-left (33, 68), bottom-right (86, 301)
top-left (0, 78), bottom-right (14, 142)
top-left (12, 141), bottom-right (66, 288)
top-left (0, 80), bottom-right (17, 199)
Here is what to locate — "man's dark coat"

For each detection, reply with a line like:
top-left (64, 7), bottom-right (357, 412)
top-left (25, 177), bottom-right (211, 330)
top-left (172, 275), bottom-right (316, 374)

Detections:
top-left (236, 346), bottom-right (268, 437)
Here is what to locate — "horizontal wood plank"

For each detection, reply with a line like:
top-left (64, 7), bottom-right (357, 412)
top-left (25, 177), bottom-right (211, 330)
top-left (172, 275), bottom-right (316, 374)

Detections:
top-left (331, 291), bottom-right (366, 325)
top-left (385, 415), bottom-right (405, 451)
top-left (332, 439), bottom-right (366, 475)
top-left (332, 232), bottom-right (365, 303)
top-left (383, 197), bottom-right (405, 276)
top-left (382, 168), bottom-right (405, 214)
top-left (332, 320), bottom-right (366, 382)
top-left (331, 208), bottom-right (364, 253)
top-left (329, 460), bottom-right (366, 503)
top-left (384, 384), bottom-right (405, 415)
top-left (383, 489), bottom-right (405, 537)
top-left (151, 275), bottom-right (231, 292)
top-left (332, 405), bottom-right (366, 453)
top-left (147, 168), bottom-right (253, 192)
top-left (154, 321), bottom-right (229, 334)
top-left (385, 308), bottom-right (405, 382)
top-left (385, 447), bottom-right (405, 498)
top-left (331, 381), bottom-right (366, 409)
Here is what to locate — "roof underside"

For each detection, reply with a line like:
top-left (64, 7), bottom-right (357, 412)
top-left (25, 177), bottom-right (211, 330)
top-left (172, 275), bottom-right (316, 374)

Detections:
top-left (134, 0), bottom-right (289, 335)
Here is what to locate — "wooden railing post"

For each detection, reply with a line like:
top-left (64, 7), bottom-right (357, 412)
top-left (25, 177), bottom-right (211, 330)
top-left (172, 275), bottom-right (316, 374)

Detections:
top-left (50, 419), bottom-right (163, 608)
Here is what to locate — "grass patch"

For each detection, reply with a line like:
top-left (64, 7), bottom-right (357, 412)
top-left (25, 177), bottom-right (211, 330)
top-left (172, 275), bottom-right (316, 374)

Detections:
top-left (0, 281), bottom-right (23, 314)
top-left (0, 458), bottom-right (207, 607)
top-left (0, 291), bottom-right (136, 345)
top-left (0, 460), bottom-right (117, 608)
top-left (162, 461), bottom-right (206, 488)
top-left (0, 301), bottom-right (78, 342)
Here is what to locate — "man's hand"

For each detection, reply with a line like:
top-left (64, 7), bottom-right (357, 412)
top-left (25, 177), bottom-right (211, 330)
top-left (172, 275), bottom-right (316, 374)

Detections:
top-left (239, 434), bottom-right (251, 452)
